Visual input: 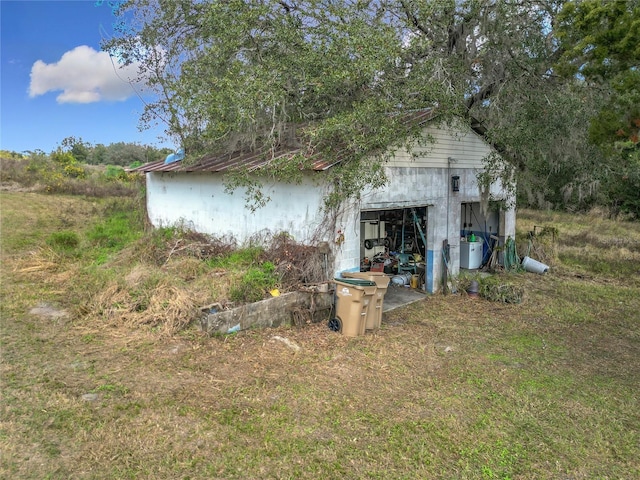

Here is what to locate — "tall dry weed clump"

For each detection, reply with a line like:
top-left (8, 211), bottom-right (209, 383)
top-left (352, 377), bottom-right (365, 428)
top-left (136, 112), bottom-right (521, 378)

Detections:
top-left (264, 233), bottom-right (331, 290)
top-left (518, 226), bottom-right (559, 266)
top-left (86, 266), bottom-right (201, 336)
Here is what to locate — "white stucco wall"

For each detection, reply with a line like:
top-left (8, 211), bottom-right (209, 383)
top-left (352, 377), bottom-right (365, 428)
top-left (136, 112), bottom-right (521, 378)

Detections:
top-left (334, 164), bottom-right (514, 292)
top-left (145, 172), bottom-right (330, 244)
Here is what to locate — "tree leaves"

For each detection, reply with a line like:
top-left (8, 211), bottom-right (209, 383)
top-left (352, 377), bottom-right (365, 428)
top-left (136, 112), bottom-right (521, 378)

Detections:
top-left (104, 0), bottom-right (638, 215)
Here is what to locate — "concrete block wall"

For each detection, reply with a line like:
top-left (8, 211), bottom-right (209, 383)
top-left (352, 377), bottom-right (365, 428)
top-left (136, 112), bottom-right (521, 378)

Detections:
top-left (200, 291), bottom-right (334, 335)
top-left (333, 165), bottom-right (515, 293)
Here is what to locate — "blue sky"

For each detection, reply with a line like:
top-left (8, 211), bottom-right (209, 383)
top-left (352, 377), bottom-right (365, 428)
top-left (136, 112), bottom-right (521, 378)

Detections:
top-left (1, 0), bottom-right (173, 153)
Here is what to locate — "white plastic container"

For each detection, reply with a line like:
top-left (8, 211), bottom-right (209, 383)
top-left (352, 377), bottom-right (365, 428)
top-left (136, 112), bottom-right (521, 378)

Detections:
top-left (522, 256), bottom-right (549, 274)
top-left (460, 240), bottom-right (482, 269)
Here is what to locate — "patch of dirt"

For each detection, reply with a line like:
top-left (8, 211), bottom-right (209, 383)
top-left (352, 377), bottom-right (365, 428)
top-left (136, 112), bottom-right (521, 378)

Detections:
top-left (29, 302), bottom-right (69, 319)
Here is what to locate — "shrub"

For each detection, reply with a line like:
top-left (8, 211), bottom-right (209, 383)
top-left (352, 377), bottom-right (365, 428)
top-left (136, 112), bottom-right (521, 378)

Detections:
top-left (103, 165), bottom-right (136, 182)
top-left (229, 262), bottom-right (279, 303)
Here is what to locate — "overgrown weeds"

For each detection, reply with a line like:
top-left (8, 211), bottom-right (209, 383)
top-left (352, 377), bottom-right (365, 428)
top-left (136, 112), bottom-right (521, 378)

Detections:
top-left (0, 192), bottom-right (331, 335)
top-left (46, 230), bottom-right (80, 251)
top-left (2, 195), bottom-right (639, 479)
top-left (1, 155), bottom-right (142, 197)
top-left (517, 208), bottom-right (640, 282)
top-left (455, 273), bottom-right (525, 304)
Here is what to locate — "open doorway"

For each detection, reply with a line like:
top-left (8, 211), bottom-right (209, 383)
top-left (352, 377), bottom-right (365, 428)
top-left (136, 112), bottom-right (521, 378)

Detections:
top-left (359, 207), bottom-right (429, 287)
top-left (460, 202), bottom-right (499, 269)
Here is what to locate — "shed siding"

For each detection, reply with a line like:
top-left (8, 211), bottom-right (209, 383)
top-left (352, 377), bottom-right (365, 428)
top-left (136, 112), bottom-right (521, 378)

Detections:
top-left (334, 163), bottom-right (513, 293)
top-left (146, 172), bottom-right (328, 244)
top-left (387, 124), bottom-right (493, 169)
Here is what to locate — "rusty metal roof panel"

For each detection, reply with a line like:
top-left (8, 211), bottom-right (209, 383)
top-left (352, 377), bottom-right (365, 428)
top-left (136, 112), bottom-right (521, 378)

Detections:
top-left (396, 108), bottom-right (436, 127)
top-left (133, 109), bottom-right (437, 173)
top-left (133, 148), bottom-right (333, 173)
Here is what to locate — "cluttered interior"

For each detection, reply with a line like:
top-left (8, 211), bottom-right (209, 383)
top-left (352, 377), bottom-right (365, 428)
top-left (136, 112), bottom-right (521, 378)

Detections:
top-left (359, 207), bottom-right (428, 288)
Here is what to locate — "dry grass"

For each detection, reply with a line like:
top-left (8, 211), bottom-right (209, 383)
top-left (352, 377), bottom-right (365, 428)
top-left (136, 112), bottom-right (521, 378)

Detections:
top-left (517, 208), bottom-right (640, 283)
top-left (1, 194), bottom-right (639, 479)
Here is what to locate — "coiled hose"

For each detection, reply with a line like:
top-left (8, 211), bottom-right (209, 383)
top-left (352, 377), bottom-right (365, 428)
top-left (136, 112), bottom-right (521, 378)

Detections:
top-left (503, 237), bottom-right (521, 271)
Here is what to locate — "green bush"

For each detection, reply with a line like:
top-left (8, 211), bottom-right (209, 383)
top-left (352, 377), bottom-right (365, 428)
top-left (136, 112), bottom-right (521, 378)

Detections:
top-left (103, 165), bottom-right (137, 183)
top-left (50, 150), bottom-right (86, 178)
top-left (229, 262), bottom-right (279, 303)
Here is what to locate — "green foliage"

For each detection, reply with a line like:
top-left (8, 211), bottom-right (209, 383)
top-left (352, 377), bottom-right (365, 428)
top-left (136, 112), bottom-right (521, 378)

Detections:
top-left (99, 0), bottom-right (638, 216)
top-left (206, 246), bottom-right (264, 269)
top-left (51, 149), bottom-right (75, 166)
top-left (46, 231), bottom-right (80, 251)
top-left (3, 150), bottom-right (144, 197)
top-left (50, 149), bottom-right (86, 179)
top-left (25, 152), bottom-right (50, 175)
top-left (54, 137), bottom-right (170, 167)
top-left (557, 0), bottom-right (640, 81)
top-left (60, 136), bottom-right (90, 164)
top-left (63, 162), bottom-right (86, 179)
top-left (87, 212), bottom-right (140, 249)
top-left (103, 165), bottom-right (137, 183)
top-left (105, 0), bottom-right (567, 206)
top-left (229, 262), bottom-right (278, 304)
top-left (97, 142), bottom-right (159, 167)
top-left (85, 200), bottom-right (144, 262)
top-left (88, 143), bottom-right (108, 165)
top-left (0, 150), bottom-right (25, 159)
top-left (556, 0), bottom-right (640, 217)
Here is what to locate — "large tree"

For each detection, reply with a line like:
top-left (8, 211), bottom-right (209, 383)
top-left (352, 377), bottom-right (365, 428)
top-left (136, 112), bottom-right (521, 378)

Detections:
top-left (106, 0), bottom-right (602, 207)
top-left (556, 0), bottom-right (640, 216)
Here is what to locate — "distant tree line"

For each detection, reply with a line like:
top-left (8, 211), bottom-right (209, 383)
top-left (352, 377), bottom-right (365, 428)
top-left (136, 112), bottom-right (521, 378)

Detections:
top-left (0, 138), bottom-right (173, 196)
top-left (57, 137), bottom-right (173, 168)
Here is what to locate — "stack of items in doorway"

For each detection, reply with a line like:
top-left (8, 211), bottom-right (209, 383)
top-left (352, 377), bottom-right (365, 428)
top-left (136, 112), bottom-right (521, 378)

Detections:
top-left (360, 207), bottom-right (427, 276)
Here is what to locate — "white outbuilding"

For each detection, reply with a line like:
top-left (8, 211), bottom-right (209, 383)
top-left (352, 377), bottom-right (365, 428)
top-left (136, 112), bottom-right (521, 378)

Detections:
top-left (135, 113), bottom-right (515, 293)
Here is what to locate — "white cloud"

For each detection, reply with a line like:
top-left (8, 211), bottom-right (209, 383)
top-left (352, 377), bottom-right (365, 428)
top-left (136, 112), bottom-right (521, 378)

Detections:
top-left (29, 45), bottom-right (147, 104)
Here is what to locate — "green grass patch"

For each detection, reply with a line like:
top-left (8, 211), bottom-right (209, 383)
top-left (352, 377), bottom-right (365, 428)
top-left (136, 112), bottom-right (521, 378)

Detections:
top-left (229, 261), bottom-right (279, 303)
top-left (205, 246), bottom-right (265, 269)
top-left (46, 230), bottom-right (80, 251)
top-left (84, 200), bottom-right (144, 263)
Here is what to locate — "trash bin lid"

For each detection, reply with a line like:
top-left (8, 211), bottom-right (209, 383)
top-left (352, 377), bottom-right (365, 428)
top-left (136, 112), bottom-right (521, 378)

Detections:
top-left (343, 272), bottom-right (389, 288)
top-left (334, 278), bottom-right (376, 287)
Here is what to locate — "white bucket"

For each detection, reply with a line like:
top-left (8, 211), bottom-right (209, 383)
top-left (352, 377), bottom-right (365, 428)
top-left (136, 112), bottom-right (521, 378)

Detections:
top-left (391, 272), bottom-right (412, 285)
top-left (522, 256), bottom-right (549, 274)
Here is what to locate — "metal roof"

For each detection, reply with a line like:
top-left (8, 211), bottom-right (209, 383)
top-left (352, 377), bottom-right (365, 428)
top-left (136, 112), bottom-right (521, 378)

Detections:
top-left (132, 148), bottom-right (338, 174)
top-left (133, 109), bottom-right (436, 174)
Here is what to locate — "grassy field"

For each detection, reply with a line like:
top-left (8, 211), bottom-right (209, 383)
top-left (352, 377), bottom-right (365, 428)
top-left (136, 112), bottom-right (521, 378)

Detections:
top-left (1, 191), bottom-right (639, 479)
